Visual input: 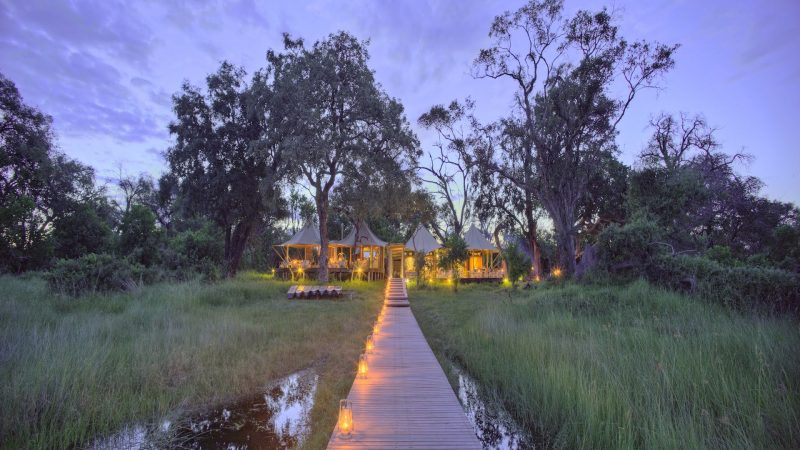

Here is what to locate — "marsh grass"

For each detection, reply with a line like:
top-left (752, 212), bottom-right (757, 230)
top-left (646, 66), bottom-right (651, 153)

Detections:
top-left (0, 272), bottom-right (382, 449)
top-left (412, 280), bottom-right (800, 449)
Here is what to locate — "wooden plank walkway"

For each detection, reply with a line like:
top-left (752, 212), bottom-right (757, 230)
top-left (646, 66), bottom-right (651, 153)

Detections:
top-left (327, 278), bottom-right (481, 450)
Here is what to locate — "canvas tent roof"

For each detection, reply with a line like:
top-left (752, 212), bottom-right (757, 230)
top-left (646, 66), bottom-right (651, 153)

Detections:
top-left (405, 224), bottom-right (442, 253)
top-left (333, 220), bottom-right (388, 247)
top-left (279, 223), bottom-right (320, 246)
top-left (464, 225), bottom-right (498, 251)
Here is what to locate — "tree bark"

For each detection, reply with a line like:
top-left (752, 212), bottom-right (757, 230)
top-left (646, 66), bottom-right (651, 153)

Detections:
top-left (523, 198), bottom-right (542, 277)
top-left (225, 221), bottom-right (253, 277)
top-left (316, 194), bottom-right (330, 283)
top-left (551, 208), bottom-right (577, 275)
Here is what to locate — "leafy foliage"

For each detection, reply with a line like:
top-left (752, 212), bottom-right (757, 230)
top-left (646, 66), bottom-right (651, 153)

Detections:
top-left (46, 254), bottom-right (151, 296)
top-left (439, 233), bottom-right (468, 292)
top-left (503, 241), bottom-right (532, 288)
top-left (647, 254), bottom-right (800, 314)
top-left (167, 62), bottom-right (285, 276)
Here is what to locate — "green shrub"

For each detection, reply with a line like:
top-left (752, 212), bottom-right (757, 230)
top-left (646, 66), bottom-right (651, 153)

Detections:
top-left (162, 223), bottom-right (223, 281)
top-left (46, 254), bottom-right (154, 296)
top-left (503, 241), bottom-right (531, 288)
top-left (647, 254), bottom-right (800, 314)
top-left (595, 215), bottom-right (663, 275)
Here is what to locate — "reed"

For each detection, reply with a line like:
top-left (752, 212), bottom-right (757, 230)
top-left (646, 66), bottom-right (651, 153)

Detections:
top-left (413, 280), bottom-right (800, 449)
top-left (0, 272), bottom-right (382, 449)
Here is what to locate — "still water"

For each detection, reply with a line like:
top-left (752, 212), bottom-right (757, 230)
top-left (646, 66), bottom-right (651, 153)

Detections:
top-left (452, 364), bottom-right (536, 450)
top-left (88, 369), bottom-right (318, 450)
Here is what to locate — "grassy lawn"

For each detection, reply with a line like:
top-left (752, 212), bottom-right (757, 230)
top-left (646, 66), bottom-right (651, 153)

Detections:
top-left (412, 280), bottom-right (800, 449)
top-left (0, 272), bottom-right (382, 449)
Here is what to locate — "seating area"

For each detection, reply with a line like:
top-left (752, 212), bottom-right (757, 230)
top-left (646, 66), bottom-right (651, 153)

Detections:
top-left (286, 285), bottom-right (343, 299)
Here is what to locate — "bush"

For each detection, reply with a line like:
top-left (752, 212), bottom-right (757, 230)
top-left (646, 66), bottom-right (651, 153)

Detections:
top-left (503, 242), bottom-right (531, 288)
top-left (647, 254), bottom-right (800, 314)
top-left (161, 223), bottom-right (223, 281)
top-left (595, 215), bottom-right (663, 275)
top-left (46, 254), bottom-right (155, 296)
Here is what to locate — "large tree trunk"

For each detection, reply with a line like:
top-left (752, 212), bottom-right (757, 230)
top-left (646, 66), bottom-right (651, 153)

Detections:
top-left (523, 195), bottom-right (542, 277)
top-left (551, 207), bottom-right (577, 276)
top-left (316, 195), bottom-right (330, 283)
top-left (225, 221), bottom-right (253, 277)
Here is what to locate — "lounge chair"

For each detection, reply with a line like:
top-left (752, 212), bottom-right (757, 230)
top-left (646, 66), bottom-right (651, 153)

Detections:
top-left (287, 285), bottom-right (298, 299)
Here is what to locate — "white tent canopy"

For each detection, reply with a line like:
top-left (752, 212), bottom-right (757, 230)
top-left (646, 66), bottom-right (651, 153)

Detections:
top-left (279, 222), bottom-right (321, 246)
top-left (405, 224), bottom-right (442, 253)
top-left (333, 220), bottom-right (388, 247)
top-left (463, 225), bottom-right (498, 251)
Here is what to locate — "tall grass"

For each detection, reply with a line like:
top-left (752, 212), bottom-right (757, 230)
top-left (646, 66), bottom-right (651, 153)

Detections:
top-left (0, 272), bottom-right (382, 449)
top-left (412, 280), bottom-right (800, 449)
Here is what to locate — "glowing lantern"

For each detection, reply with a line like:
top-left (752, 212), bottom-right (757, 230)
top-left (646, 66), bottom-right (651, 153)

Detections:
top-left (366, 334), bottom-right (375, 353)
top-left (534, 275), bottom-right (541, 283)
top-left (373, 322), bottom-right (380, 335)
top-left (338, 399), bottom-right (353, 437)
top-left (357, 354), bottom-right (368, 378)
top-left (552, 267), bottom-right (563, 278)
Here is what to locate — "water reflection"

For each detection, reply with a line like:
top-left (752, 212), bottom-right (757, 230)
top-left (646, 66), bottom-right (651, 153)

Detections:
top-left (453, 365), bottom-right (535, 450)
top-left (88, 370), bottom-right (318, 450)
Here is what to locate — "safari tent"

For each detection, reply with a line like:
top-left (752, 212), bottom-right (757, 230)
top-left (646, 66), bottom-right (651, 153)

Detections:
top-left (462, 225), bottom-right (504, 280)
top-left (333, 220), bottom-right (388, 280)
top-left (403, 224), bottom-right (442, 279)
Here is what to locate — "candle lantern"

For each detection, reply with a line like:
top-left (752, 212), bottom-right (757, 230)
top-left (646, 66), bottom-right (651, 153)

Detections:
top-left (358, 353), bottom-right (368, 378)
top-left (338, 399), bottom-right (353, 437)
top-left (366, 334), bottom-right (375, 353)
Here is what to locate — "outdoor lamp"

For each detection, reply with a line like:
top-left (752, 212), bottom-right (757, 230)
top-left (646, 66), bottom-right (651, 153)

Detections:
top-left (358, 353), bottom-right (368, 379)
top-left (338, 399), bottom-right (353, 437)
top-left (366, 334), bottom-right (375, 353)
top-left (552, 267), bottom-right (563, 278)
top-left (373, 321), bottom-right (380, 335)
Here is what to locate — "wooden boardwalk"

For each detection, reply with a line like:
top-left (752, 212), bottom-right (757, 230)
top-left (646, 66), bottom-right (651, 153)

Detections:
top-left (327, 278), bottom-right (481, 450)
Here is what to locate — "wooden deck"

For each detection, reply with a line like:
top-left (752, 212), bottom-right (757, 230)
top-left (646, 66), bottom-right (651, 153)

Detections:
top-left (327, 279), bottom-right (481, 450)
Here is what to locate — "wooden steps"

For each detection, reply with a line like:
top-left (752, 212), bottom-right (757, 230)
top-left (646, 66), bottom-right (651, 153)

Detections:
top-left (384, 277), bottom-right (409, 307)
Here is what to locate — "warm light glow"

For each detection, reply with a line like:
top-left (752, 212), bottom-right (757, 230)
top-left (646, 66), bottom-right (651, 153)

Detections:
top-left (373, 322), bottom-right (381, 335)
top-left (358, 354), bottom-right (368, 378)
top-left (298, 267), bottom-right (303, 274)
top-left (534, 275), bottom-right (541, 283)
top-left (338, 399), bottom-right (353, 437)
top-left (552, 267), bottom-right (563, 278)
top-left (366, 334), bottom-right (374, 353)
top-left (502, 277), bottom-right (509, 283)
top-left (446, 278), bottom-right (452, 284)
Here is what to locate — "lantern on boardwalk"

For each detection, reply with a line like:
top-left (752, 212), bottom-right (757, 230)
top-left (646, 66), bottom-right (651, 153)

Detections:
top-left (373, 321), bottom-right (381, 335)
top-left (366, 334), bottom-right (375, 353)
top-left (358, 353), bottom-right (369, 378)
top-left (338, 399), bottom-right (353, 437)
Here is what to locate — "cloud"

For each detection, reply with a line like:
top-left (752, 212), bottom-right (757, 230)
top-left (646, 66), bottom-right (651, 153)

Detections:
top-left (0, 1), bottom-right (166, 142)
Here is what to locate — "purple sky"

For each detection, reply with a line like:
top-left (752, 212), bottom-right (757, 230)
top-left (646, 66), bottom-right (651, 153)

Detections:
top-left (1, 0), bottom-right (798, 204)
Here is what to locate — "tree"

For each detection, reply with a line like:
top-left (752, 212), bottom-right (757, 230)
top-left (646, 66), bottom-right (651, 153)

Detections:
top-left (118, 204), bottom-right (159, 266)
top-left (439, 233), bottom-right (468, 292)
top-left (418, 100), bottom-right (479, 240)
top-left (630, 112), bottom-right (793, 257)
top-left (52, 202), bottom-right (114, 260)
top-left (474, 0), bottom-right (678, 275)
top-left (287, 188), bottom-right (316, 233)
top-left (167, 62), bottom-right (285, 277)
top-left (271, 32), bottom-right (419, 282)
top-left (503, 241), bottom-right (532, 289)
top-left (0, 73), bottom-right (102, 271)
